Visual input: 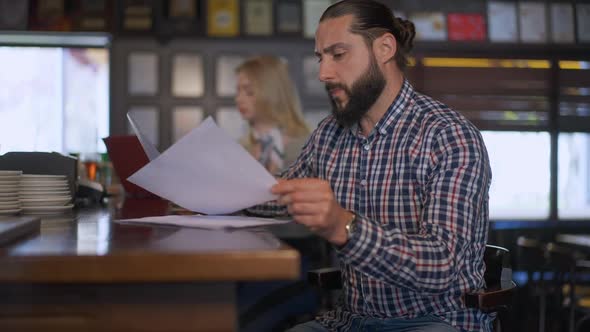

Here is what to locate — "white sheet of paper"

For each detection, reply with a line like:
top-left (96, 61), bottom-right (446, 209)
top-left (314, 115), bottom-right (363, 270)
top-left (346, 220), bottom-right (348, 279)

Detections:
top-left (127, 117), bottom-right (278, 214)
top-left (127, 112), bottom-right (161, 161)
top-left (117, 215), bottom-right (290, 230)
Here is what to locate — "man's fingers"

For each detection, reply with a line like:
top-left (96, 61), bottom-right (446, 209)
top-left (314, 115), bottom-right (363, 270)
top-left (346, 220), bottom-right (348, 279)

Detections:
top-left (272, 178), bottom-right (328, 195)
top-left (287, 202), bottom-right (322, 216)
top-left (291, 215), bottom-right (317, 228)
top-left (271, 181), bottom-right (295, 195)
top-left (277, 194), bottom-right (291, 205)
top-left (277, 191), bottom-right (332, 206)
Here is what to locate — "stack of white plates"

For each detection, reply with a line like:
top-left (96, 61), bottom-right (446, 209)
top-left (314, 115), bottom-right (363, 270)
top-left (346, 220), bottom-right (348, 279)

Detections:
top-left (0, 170), bottom-right (22, 216)
top-left (19, 174), bottom-right (73, 216)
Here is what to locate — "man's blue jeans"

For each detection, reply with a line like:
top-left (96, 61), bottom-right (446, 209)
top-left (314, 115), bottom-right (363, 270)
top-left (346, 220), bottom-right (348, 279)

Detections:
top-left (287, 315), bottom-right (459, 332)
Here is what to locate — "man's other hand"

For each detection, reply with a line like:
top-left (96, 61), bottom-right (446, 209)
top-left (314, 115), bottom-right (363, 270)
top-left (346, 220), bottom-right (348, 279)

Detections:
top-left (272, 178), bottom-right (353, 246)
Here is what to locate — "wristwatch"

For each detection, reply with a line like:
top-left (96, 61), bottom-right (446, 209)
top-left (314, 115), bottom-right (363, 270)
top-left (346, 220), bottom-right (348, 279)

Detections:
top-left (345, 211), bottom-right (358, 240)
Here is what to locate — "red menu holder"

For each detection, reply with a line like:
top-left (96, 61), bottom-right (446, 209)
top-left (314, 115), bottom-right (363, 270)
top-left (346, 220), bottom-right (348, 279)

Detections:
top-left (103, 135), bottom-right (160, 199)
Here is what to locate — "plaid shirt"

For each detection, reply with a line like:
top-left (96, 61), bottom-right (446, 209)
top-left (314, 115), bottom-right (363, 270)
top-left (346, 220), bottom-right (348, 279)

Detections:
top-left (250, 80), bottom-right (492, 332)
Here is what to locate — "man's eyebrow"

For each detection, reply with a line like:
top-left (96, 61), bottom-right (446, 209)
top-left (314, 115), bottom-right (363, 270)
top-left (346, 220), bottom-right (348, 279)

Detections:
top-left (314, 43), bottom-right (351, 57)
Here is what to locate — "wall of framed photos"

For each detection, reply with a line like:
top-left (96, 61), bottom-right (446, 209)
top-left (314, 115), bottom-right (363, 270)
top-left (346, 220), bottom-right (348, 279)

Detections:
top-left (2, 0), bottom-right (589, 146)
top-left (3, 0), bottom-right (590, 43)
top-left (110, 37), bottom-right (332, 149)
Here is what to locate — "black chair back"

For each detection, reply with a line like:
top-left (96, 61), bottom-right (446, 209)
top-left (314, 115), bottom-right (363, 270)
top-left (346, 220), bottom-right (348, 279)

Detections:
top-left (483, 245), bottom-right (513, 291)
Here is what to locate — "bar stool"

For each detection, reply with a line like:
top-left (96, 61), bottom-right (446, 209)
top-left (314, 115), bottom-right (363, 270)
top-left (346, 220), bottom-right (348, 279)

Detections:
top-left (545, 242), bottom-right (578, 332)
top-left (516, 236), bottom-right (549, 332)
top-left (573, 259), bottom-right (590, 332)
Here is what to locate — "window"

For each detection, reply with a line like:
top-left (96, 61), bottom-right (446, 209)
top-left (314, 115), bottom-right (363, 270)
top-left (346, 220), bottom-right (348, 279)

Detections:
top-left (0, 46), bottom-right (109, 155)
top-left (558, 61), bottom-right (590, 219)
top-left (559, 133), bottom-right (590, 219)
top-left (482, 131), bottom-right (550, 219)
top-left (415, 57), bottom-right (590, 221)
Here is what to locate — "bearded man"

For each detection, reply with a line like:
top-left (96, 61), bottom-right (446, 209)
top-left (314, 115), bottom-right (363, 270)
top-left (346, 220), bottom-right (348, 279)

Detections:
top-left (249, 1), bottom-right (493, 331)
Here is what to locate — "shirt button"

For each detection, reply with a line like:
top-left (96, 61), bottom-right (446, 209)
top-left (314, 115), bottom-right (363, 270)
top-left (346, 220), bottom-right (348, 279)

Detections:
top-left (360, 179), bottom-right (367, 187)
top-left (363, 144), bottom-right (370, 151)
top-left (380, 128), bottom-right (387, 135)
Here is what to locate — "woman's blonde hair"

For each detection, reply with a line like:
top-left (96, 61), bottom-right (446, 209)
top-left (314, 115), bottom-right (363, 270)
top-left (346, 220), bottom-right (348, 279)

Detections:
top-left (236, 55), bottom-right (310, 138)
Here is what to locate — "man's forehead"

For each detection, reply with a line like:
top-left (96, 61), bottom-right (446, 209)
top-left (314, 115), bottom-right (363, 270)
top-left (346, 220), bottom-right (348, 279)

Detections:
top-left (314, 15), bottom-right (358, 53)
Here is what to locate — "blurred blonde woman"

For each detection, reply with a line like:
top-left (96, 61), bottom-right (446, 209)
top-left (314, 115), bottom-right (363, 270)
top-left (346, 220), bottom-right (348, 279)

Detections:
top-left (235, 55), bottom-right (310, 173)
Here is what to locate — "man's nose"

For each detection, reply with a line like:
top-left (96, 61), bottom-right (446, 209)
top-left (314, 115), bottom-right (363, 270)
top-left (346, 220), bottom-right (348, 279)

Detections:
top-left (318, 60), bottom-right (335, 83)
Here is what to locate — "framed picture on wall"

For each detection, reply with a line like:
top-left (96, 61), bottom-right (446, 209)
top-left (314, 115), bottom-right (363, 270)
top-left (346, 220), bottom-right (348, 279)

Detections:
top-left (519, 2), bottom-right (547, 43)
top-left (275, 0), bottom-right (301, 35)
top-left (487, 1), bottom-right (518, 42)
top-left (244, 0), bottom-right (272, 36)
top-left (550, 3), bottom-right (574, 43)
top-left (0, 0), bottom-right (29, 30)
top-left (577, 4), bottom-right (590, 43)
top-left (172, 106), bottom-right (203, 142)
top-left (447, 13), bottom-right (486, 41)
top-left (410, 12), bottom-right (447, 41)
top-left (128, 52), bottom-right (159, 96)
top-left (170, 0), bottom-right (197, 18)
top-left (119, 0), bottom-right (156, 34)
top-left (303, 0), bottom-right (331, 38)
top-left (216, 55), bottom-right (245, 97)
top-left (160, 0), bottom-right (202, 35)
top-left (207, 0), bottom-right (239, 37)
top-left (29, 0), bottom-right (72, 31)
top-left (171, 53), bottom-right (204, 98)
top-left (75, 0), bottom-right (110, 31)
top-left (127, 106), bottom-right (160, 147)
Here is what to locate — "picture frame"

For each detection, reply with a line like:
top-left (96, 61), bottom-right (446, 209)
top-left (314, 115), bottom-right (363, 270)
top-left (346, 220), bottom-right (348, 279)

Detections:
top-left (244, 0), bottom-right (272, 36)
top-left (0, 0), bottom-right (29, 30)
top-left (207, 0), bottom-right (239, 37)
top-left (216, 55), bottom-right (245, 97)
top-left (275, 0), bottom-right (301, 35)
top-left (127, 106), bottom-right (160, 146)
top-left (128, 52), bottom-right (159, 96)
top-left (119, 0), bottom-right (156, 34)
top-left (171, 53), bottom-right (205, 98)
top-left (172, 106), bottom-right (204, 142)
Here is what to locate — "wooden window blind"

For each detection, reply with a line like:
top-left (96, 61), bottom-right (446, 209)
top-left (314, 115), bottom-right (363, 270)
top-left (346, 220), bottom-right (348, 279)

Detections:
top-left (559, 61), bottom-right (590, 132)
top-left (408, 58), bottom-right (552, 131)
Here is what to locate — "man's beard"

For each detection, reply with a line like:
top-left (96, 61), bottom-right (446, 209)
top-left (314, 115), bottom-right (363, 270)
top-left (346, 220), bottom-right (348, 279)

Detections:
top-left (326, 55), bottom-right (386, 128)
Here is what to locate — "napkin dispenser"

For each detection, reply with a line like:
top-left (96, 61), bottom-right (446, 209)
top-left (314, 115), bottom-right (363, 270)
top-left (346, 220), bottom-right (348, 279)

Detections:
top-left (0, 152), bottom-right (78, 198)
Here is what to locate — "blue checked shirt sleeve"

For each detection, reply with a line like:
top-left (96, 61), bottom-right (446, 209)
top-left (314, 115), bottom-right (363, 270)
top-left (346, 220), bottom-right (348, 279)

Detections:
top-left (336, 123), bottom-right (491, 294)
top-left (245, 132), bottom-right (317, 217)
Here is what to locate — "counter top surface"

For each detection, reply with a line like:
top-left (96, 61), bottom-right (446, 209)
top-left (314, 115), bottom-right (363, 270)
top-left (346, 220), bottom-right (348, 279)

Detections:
top-left (0, 203), bottom-right (300, 283)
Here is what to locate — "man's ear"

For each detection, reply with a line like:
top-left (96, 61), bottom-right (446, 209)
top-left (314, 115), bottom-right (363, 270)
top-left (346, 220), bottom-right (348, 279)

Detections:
top-left (373, 33), bottom-right (397, 64)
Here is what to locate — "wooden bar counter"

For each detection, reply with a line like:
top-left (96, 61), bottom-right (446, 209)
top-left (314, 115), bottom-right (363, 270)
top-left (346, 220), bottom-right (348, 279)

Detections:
top-left (0, 203), bottom-right (300, 332)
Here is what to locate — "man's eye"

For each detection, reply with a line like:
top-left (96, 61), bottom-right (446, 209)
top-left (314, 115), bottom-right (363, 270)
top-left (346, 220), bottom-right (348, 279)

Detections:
top-left (333, 53), bottom-right (344, 60)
